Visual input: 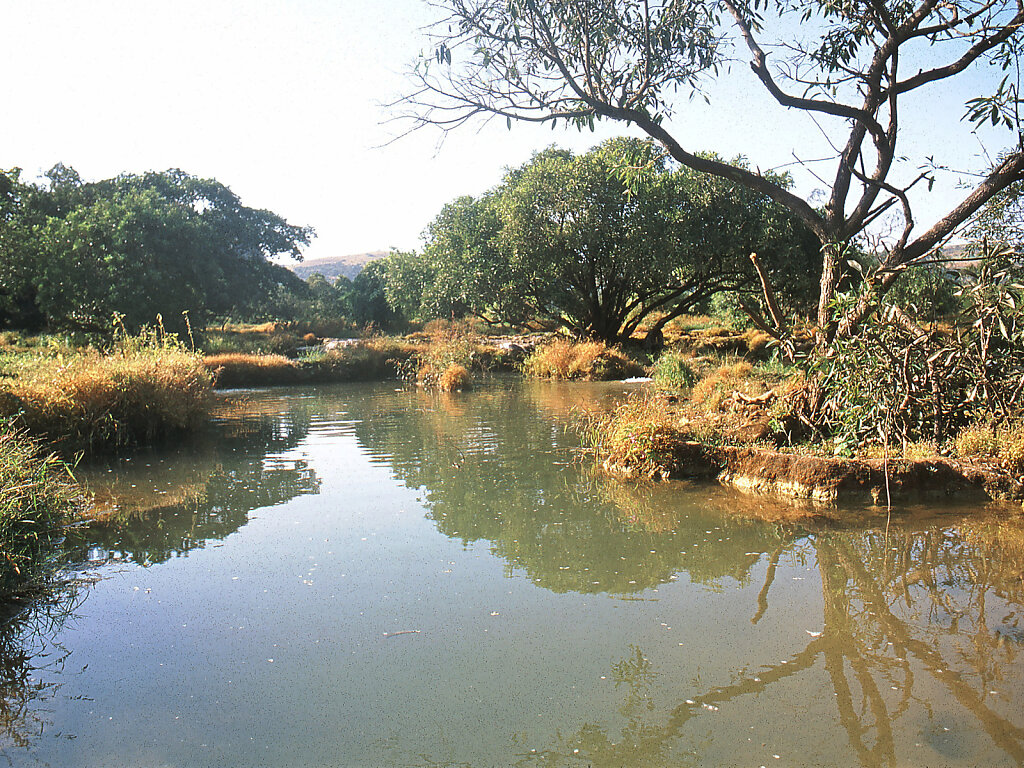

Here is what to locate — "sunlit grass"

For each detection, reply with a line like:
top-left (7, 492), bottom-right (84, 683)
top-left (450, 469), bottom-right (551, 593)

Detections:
top-left (1, 339), bottom-right (214, 452)
top-left (955, 421), bottom-right (1024, 473)
top-left (522, 338), bottom-right (644, 380)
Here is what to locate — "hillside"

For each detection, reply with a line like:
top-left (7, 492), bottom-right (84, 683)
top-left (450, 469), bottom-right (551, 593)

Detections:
top-left (286, 251), bottom-right (389, 281)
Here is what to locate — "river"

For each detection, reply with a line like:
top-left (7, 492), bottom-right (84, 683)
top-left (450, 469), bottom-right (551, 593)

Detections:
top-left (1, 381), bottom-right (1023, 767)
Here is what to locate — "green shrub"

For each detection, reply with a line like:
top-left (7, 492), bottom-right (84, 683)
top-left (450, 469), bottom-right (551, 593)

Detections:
top-left (651, 350), bottom-right (697, 390)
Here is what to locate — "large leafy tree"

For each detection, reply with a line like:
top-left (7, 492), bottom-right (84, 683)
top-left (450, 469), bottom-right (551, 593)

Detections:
top-left (402, 0), bottom-right (1024, 343)
top-left (0, 167), bottom-right (313, 332)
top-left (391, 138), bottom-right (818, 342)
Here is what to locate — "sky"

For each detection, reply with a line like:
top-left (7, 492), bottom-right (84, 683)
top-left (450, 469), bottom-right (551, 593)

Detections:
top-left (0, 0), bottom-right (1012, 262)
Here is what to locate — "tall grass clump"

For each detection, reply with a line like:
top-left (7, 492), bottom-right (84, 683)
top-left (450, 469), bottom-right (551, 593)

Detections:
top-left (955, 421), bottom-right (1024, 474)
top-left (582, 395), bottom-right (689, 479)
top-left (1, 332), bottom-right (214, 453)
top-left (0, 425), bottom-right (84, 595)
top-left (523, 338), bottom-right (644, 380)
top-left (401, 331), bottom-right (476, 391)
top-left (651, 350), bottom-right (697, 391)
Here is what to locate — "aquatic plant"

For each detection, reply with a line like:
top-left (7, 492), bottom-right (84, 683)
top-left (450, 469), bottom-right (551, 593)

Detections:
top-left (582, 394), bottom-right (692, 479)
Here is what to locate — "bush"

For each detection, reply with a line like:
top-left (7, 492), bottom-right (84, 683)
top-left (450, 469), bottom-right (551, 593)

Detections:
top-left (811, 254), bottom-right (1024, 452)
top-left (438, 364), bottom-right (472, 392)
top-left (0, 424), bottom-right (84, 594)
top-left (405, 333), bottom-right (476, 390)
top-left (522, 338), bottom-right (644, 380)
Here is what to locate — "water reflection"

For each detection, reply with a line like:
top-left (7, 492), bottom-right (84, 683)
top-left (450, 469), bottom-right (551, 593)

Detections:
top-left (516, 516), bottom-right (1024, 767)
top-left (0, 580), bottom-right (83, 751)
top-left (71, 393), bottom-right (321, 565)
top-left (3, 382), bottom-right (1021, 766)
top-left (353, 385), bottom-right (788, 594)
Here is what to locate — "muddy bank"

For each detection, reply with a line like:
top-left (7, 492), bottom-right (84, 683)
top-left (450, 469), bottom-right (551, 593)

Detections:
top-left (604, 441), bottom-right (1023, 506)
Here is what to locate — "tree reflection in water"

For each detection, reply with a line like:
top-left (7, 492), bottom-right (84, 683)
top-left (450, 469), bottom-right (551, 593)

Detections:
top-left (516, 517), bottom-right (1024, 768)
top-left (70, 396), bottom-right (321, 566)
top-left (352, 384), bottom-right (1024, 767)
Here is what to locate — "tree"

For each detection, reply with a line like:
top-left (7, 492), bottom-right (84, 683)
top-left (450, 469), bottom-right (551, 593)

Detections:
top-left (1, 167), bottom-right (314, 332)
top-left (0, 169), bottom-right (47, 330)
top-left (351, 259), bottom-right (406, 331)
top-left (401, 0), bottom-right (1024, 343)
top-left (391, 138), bottom-right (818, 342)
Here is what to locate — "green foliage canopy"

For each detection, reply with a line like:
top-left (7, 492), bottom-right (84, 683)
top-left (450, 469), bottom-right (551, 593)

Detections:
top-left (402, 0), bottom-right (1024, 340)
top-left (389, 138), bottom-right (818, 342)
top-left (0, 166), bottom-right (313, 333)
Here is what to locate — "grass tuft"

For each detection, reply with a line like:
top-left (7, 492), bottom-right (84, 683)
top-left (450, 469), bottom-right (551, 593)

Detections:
top-left (522, 338), bottom-right (644, 380)
top-left (955, 421), bottom-right (1024, 473)
top-left (651, 349), bottom-right (697, 391)
top-left (582, 395), bottom-right (689, 479)
top-left (0, 424), bottom-right (84, 594)
top-left (2, 340), bottom-right (214, 452)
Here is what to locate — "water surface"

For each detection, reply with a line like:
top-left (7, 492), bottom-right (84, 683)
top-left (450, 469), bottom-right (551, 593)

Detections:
top-left (2, 382), bottom-right (1023, 767)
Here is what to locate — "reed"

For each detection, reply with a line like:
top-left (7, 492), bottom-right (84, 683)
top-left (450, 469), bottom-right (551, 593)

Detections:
top-left (0, 425), bottom-right (84, 595)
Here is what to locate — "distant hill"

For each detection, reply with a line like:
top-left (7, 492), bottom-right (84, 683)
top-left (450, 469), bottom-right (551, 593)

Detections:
top-left (286, 251), bottom-right (390, 282)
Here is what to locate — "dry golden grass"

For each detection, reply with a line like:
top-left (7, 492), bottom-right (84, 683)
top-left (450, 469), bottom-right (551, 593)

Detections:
top-left (584, 394), bottom-right (688, 479)
top-left (742, 329), bottom-right (773, 355)
top-left (438, 363), bottom-right (472, 392)
top-left (2, 345), bottom-right (213, 452)
top-left (522, 338), bottom-right (644, 380)
top-left (955, 421), bottom-right (1024, 473)
top-left (204, 353), bottom-right (299, 387)
top-left (690, 361), bottom-right (761, 412)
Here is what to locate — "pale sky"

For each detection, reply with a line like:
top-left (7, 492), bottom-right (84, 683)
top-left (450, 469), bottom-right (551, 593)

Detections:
top-left (1, 0), bottom-right (1011, 261)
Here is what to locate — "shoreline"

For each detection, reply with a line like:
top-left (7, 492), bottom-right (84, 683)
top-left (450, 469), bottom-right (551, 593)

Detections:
top-left (602, 439), bottom-right (1024, 506)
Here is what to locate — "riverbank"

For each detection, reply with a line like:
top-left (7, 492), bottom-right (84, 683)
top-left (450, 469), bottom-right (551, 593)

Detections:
top-left (588, 382), bottom-right (1024, 506)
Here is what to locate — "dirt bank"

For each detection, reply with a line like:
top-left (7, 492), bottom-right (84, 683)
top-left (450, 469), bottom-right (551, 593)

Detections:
top-left (603, 441), bottom-right (1023, 506)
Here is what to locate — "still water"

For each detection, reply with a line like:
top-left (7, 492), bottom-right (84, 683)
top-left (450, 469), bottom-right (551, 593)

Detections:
top-left (2, 381), bottom-right (1023, 767)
